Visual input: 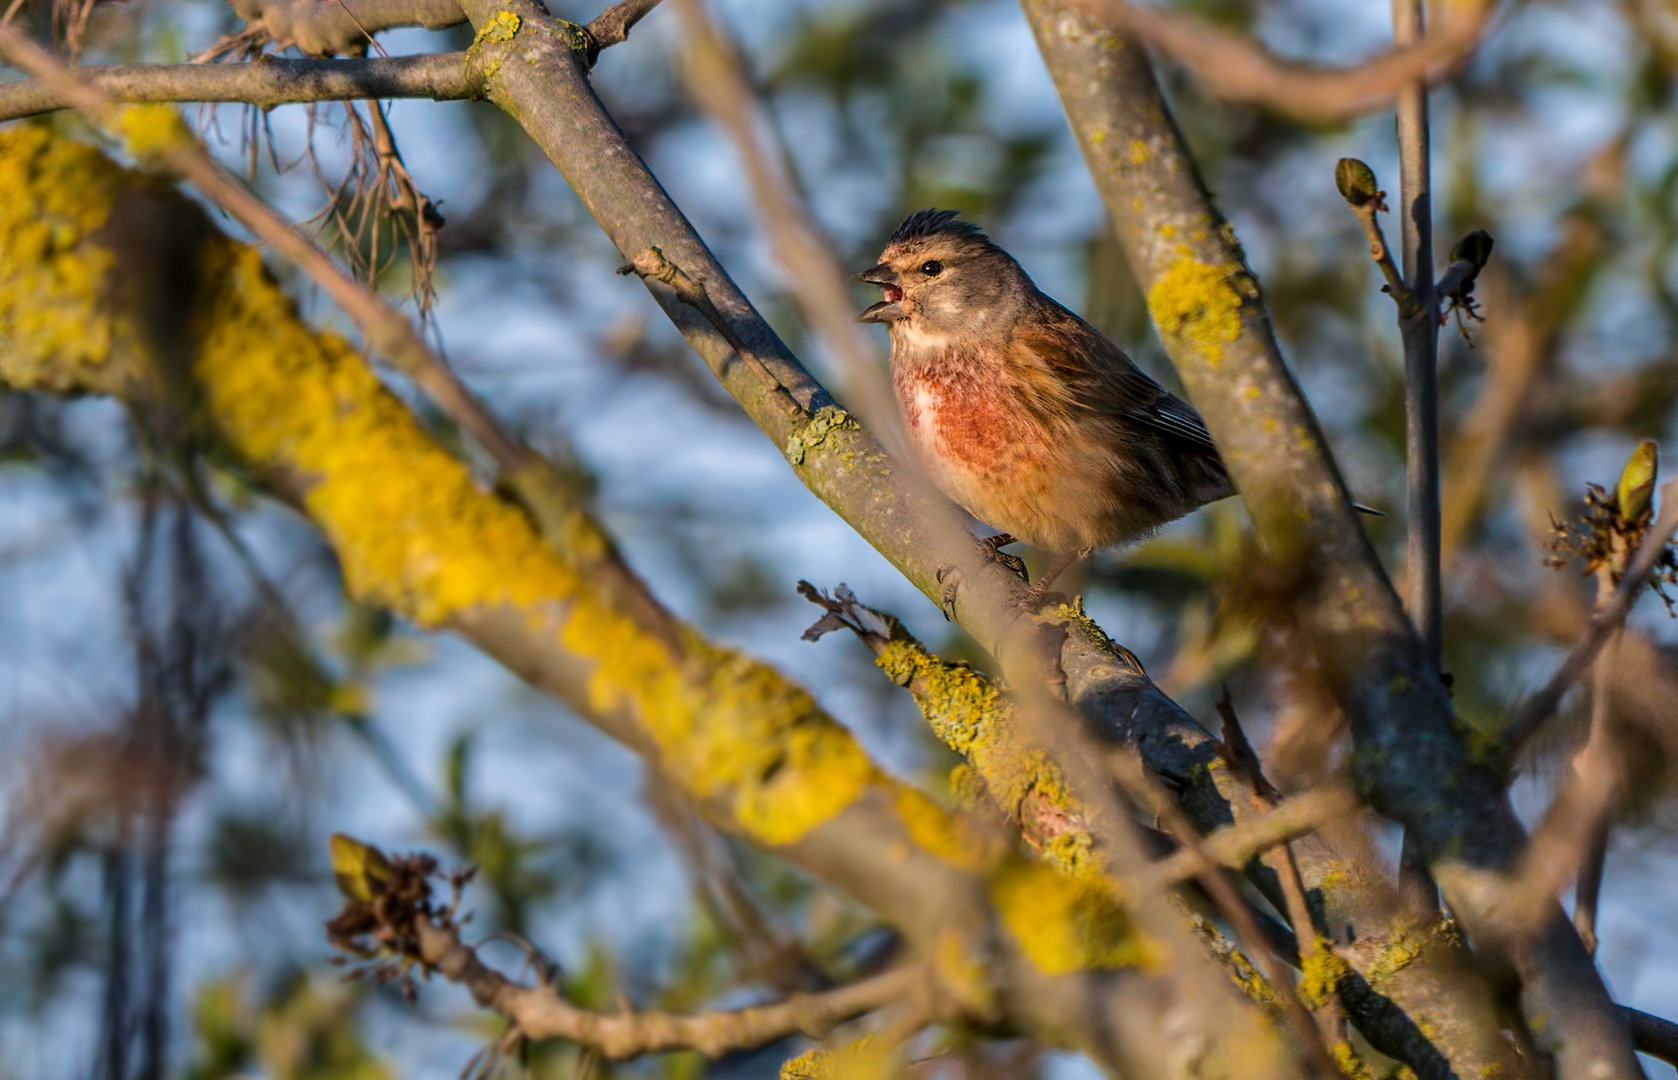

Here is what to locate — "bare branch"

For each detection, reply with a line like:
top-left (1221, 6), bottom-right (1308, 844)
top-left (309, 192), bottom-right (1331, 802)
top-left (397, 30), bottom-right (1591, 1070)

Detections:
top-left (1626, 1007), bottom-right (1678, 1067)
top-left (1064, 0), bottom-right (1498, 125)
top-left (585, 0), bottom-right (663, 49)
top-left (0, 53), bottom-right (477, 123)
top-left (1144, 786), bottom-right (1354, 889)
top-left (414, 918), bottom-right (920, 1060)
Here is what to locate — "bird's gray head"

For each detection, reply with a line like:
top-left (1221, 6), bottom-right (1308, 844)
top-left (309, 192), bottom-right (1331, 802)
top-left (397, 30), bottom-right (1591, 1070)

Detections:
top-left (857, 210), bottom-right (1031, 338)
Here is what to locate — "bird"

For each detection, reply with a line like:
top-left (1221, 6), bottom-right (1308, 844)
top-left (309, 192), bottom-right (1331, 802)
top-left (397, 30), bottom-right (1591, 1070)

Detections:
top-left (857, 208), bottom-right (1237, 605)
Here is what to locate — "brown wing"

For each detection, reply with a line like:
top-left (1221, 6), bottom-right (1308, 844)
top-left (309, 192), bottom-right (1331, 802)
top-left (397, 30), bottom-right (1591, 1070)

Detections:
top-left (1009, 295), bottom-right (1220, 456)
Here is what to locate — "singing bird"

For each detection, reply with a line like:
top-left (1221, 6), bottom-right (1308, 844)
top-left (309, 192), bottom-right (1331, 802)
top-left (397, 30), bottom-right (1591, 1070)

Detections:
top-left (858, 209), bottom-right (1235, 602)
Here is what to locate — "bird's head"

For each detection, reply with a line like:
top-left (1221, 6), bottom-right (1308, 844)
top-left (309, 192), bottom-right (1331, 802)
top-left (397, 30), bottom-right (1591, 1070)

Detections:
top-left (857, 209), bottom-right (1028, 337)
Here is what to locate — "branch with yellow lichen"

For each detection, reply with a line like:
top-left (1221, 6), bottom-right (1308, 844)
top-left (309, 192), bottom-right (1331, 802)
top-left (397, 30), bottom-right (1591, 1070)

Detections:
top-left (1025, 6), bottom-right (1639, 1077)
top-left (0, 126), bottom-right (1297, 1078)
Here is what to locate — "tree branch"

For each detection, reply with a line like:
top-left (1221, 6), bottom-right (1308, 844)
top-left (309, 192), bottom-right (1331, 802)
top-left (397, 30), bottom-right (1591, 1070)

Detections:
top-left (0, 124), bottom-right (1264, 1080)
top-left (0, 53), bottom-right (479, 124)
top-left (1062, 0), bottom-right (1498, 126)
top-left (584, 0), bottom-right (663, 49)
top-left (1023, 6), bottom-right (1642, 1077)
top-left (414, 919), bottom-right (920, 1060)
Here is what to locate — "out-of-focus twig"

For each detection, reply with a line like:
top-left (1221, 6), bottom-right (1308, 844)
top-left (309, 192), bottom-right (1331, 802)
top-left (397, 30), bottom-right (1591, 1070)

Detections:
top-left (1500, 481), bottom-right (1678, 758)
top-left (413, 917), bottom-right (920, 1060)
top-left (1064, 0), bottom-right (1497, 125)
top-left (1106, 746), bottom-right (1343, 1073)
top-left (668, 0), bottom-right (909, 456)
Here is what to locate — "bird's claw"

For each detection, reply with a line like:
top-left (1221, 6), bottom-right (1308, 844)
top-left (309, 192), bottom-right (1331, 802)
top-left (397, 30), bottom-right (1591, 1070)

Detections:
top-left (980, 533), bottom-right (1029, 582)
top-left (935, 563), bottom-right (963, 621)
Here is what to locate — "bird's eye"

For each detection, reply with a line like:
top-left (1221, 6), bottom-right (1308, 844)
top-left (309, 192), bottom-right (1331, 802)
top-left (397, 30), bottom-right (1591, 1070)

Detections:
top-left (920, 260), bottom-right (943, 277)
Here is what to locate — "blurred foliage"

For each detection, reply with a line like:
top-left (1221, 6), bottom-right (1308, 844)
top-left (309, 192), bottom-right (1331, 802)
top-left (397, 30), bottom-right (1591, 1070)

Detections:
top-left (1, 0), bottom-right (1678, 1076)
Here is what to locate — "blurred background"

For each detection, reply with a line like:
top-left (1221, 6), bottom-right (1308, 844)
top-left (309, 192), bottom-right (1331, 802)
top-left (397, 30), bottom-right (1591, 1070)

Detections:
top-left (3, 0), bottom-right (1678, 1075)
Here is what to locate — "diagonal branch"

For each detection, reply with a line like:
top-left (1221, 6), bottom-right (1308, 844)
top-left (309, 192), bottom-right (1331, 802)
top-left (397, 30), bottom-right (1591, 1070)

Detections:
top-left (1064, 0), bottom-right (1499, 126)
top-left (584, 0), bottom-right (663, 49)
top-left (414, 918), bottom-right (921, 1060)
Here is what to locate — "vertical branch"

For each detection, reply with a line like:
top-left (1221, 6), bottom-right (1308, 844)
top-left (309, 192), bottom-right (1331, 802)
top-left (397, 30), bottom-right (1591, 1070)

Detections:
top-left (1394, 0), bottom-right (1442, 671)
top-left (1393, 0), bottom-right (1443, 909)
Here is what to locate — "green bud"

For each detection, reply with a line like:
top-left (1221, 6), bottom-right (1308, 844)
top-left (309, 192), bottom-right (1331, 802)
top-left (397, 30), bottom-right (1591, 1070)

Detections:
top-left (330, 833), bottom-right (393, 902)
top-left (1617, 440), bottom-right (1658, 526)
top-left (1335, 158), bottom-right (1379, 206)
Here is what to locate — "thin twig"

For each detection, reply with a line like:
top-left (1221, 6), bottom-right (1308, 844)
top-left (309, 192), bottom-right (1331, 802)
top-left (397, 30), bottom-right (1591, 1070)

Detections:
top-left (1063, 0), bottom-right (1497, 126)
top-left (1214, 697), bottom-right (1348, 1042)
top-left (1571, 530), bottom-right (1635, 955)
top-left (1500, 482), bottom-right (1678, 757)
top-left (414, 918), bottom-right (920, 1060)
top-left (1391, 0), bottom-right (1444, 913)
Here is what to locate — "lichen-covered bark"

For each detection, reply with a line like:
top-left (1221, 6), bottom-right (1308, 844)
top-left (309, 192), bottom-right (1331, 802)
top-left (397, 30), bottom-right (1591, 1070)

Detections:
top-left (0, 126), bottom-right (1296, 1080)
top-left (1022, 4), bottom-right (1642, 1077)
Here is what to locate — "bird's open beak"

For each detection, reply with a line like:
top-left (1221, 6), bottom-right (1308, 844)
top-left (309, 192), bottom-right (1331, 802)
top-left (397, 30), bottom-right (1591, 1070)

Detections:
top-left (857, 263), bottom-right (905, 323)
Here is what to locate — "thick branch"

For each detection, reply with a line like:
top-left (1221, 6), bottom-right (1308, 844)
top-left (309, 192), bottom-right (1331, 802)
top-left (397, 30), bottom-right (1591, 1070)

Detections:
top-left (0, 53), bottom-right (478, 123)
top-left (414, 919), bottom-right (919, 1060)
top-left (1024, 6), bottom-right (1641, 1078)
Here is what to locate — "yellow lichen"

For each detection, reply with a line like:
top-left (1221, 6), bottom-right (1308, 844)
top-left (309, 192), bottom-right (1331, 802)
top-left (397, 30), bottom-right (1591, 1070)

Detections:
top-left (111, 103), bottom-right (192, 159)
top-left (874, 638), bottom-right (1086, 871)
top-left (1147, 246), bottom-right (1247, 368)
top-left (1330, 1041), bottom-right (1375, 1080)
top-left (474, 9), bottom-right (521, 43)
top-left (989, 860), bottom-right (1151, 976)
top-left (3, 130), bottom-right (888, 853)
top-left (892, 787), bottom-right (997, 872)
top-left (1299, 938), bottom-right (1352, 1007)
top-left (0, 125), bottom-right (122, 390)
top-left (780, 1039), bottom-right (887, 1080)
top-left (785, 404), bottom-right (856, 465)
top-left (932, 926), bottom-right (995, 1017)
top-left (1128, 139), bottom-right (1151, 164)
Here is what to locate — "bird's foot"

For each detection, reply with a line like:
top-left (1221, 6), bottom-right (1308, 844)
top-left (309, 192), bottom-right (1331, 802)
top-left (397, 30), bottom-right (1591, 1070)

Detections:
top-left (979, 533), bottom-right (1028, 582)
top-left (934, 563), bottom-right (965, 621)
